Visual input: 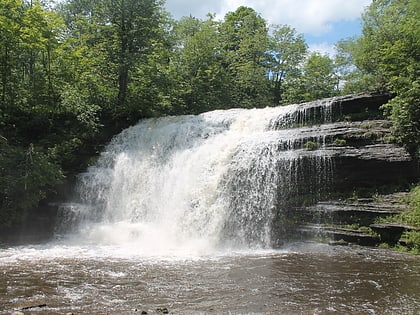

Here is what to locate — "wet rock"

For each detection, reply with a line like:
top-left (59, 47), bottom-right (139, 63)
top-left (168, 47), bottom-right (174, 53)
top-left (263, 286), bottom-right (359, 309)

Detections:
top-left (370, 223), bottom-right (418, 245)
top-left (11, 312), bottom-right (25, 315)
top-left (21, 304), bottom-right (47, 310)
top-left (307, 200), bottom-right (406, 225)
top-left (301, 224), bottom-right (380, 246)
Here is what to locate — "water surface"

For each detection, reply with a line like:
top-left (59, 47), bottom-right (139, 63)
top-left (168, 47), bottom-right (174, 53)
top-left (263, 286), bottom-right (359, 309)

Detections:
top-left (1, 242), bottom-right (419, 314)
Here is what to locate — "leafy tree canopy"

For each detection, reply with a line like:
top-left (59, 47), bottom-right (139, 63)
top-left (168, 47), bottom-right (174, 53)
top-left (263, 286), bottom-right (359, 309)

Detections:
top-left (338, 0), bottom-right (419, 156)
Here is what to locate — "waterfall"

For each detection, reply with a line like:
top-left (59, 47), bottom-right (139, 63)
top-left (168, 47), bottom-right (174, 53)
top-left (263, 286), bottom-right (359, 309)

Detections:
top-left (56, 99), bottom-right (335, 253)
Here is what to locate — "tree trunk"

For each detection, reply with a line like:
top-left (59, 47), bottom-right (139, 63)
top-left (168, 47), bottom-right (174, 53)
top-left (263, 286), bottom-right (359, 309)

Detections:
top-left (273, 72), bottom-right (283, 105)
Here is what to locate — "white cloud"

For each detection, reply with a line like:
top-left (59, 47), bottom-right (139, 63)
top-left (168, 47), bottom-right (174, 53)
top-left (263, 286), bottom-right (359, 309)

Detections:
top-left (308, 42), bottom-right (337, 57)
top-left (165, 0), bottom-right (371, 36)
top-left (165, 0), bottom-right (224, 20)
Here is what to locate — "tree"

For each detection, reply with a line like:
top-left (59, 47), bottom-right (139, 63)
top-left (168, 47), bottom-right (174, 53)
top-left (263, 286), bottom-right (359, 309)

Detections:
top-left (0, 0), bottom-right (22, 110)
top-left (349, 0), bottom-right (420, 156)
top-left (283, 52), bottom-right (338, 103)
top-left (168, 15), bottom-right (231, 114)
top-left (334, 37), bottom-right (367, 95)
top-left (268, 25), bottom-right (307, 105)
top-left (102, 0), bottom-right (163, 110)
top-left (61, 0), bottom-right (167, 115)
top-left (0, 141), bottom-right (63, 227)
top-left (219, 6), bottom-right (271, 108)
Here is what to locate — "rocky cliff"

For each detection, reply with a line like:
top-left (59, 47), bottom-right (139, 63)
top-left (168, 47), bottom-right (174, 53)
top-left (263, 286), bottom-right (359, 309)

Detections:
top-left (277, 92), bottom-right (419, 247)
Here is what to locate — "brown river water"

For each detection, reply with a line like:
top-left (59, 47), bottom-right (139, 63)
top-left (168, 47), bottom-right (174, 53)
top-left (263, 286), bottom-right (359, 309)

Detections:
top-left (0, 242), bottom-right (419, 314)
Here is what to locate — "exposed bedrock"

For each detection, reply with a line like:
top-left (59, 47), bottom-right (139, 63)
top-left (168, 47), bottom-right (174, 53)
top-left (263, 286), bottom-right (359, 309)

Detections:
top-left (283, 93), bottom-right (419, 247)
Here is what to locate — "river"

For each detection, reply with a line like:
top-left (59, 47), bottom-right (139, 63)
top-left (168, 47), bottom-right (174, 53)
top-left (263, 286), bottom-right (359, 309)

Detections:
top-left (1, 242), bottom-right (419, 314)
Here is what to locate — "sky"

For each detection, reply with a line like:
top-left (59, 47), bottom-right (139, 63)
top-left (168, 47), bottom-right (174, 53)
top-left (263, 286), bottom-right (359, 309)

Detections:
top-left (164, 0), bottom-right (372, 56)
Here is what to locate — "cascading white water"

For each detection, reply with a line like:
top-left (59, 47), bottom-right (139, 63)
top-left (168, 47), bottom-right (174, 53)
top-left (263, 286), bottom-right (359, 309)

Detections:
top-left (56, 99), bottom-right (335, 254)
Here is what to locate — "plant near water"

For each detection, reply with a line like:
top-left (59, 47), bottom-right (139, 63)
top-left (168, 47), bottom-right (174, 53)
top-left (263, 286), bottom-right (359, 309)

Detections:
top-left (333, 138), bottom-right (347, 146)
top-left (375, 185), bottom-right (420, 254)
top-left (303, 141), bottom-right (320, 151)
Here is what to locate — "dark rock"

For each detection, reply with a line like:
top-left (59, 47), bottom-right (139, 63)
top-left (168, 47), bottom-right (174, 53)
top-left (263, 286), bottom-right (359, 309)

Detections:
top-left (156, 307), bottom-right (169, 314)
top-left (370, 223), bottom-right (418, 245)
top-left (300, 224), bottom-right (380, 246)
top-left (21, 304), bottom-right (47, 310)
top-left (307, 200), bottom-right (406, 225)
top-left (332, 92), bottom-right (391, 119)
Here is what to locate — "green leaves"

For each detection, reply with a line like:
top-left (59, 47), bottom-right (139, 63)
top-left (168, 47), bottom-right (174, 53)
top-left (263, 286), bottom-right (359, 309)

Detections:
top-left (0, 141), bottom-right (63, 227)
top-left (359, 0), bottom-right (419, 156)
top-left (268, 25), bottom-right (308, 104)
top-left (219, 6), bottom-right (270, 108)
top-left (334, 0), bottom-right (419, 157)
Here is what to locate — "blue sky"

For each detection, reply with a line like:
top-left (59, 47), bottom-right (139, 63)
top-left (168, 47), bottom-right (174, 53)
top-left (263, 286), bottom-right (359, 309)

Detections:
top-left (164, 0), bottom-right (371, 55)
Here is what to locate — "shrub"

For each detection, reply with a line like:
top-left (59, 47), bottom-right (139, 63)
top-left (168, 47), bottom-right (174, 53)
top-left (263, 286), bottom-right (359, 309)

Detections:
top-left (333, 138), bottom-right (347, 146)
top-left (303, 141), bottom-right (320, 150)
top-left (402, 231), bottom-right (420, 254)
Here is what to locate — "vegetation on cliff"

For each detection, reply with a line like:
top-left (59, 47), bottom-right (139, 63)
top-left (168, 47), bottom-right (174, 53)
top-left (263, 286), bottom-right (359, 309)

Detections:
top-left (0, 0), bottom-right (418, 229)
top-left (376, 186), bottom-right (420, 254)
top-left (336, 0), bottom-right (420, 157)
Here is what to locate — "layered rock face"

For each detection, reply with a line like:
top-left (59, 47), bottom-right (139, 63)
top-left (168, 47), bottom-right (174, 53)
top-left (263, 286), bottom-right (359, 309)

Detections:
top-left (275, 92), bottom-right (417, 193)
top-left (283, 92), bottom-right (419, 246)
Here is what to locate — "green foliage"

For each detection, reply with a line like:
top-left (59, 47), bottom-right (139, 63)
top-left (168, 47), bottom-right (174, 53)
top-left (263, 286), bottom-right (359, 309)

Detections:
top-left (303, 141), bottom-right (320, 151)
top-left (334, 37), bottom-right (369, 94)
top-left (169, 16), bottom-right (231, 114)
top-left (268, 25), bottom-right (308, 105)
top-left (302, 53), bottom-right (339, 101)
top-left (375, 185), bottom-right (420, 254)
top-left (405, 186), bottom-right (420, 227)
top-left (401, 231), bottom-right (420, 254)
top-left (333, 138), bottom-right (347, 146)
top-left (219, 6), bottom-right (271, 108)
top-left (382, 83), bottom-right (420, 157)
top-left (0, 141), bottom-right (63, 227)
top-left (282, 52), bottom-right (339, 103)
top-left (339, 0), bottom-right (420, 157)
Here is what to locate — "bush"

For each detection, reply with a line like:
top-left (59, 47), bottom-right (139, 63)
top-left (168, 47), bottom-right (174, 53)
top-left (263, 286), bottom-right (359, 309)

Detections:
top-left (402, 231), bottom-right (420, 254)
top-left (303, 141), bottom-right (320, 150)
top-left (376, 185), bottom-right (420, 254)
top-left (0, 142), bottom-right (63, 228)
top-left (399, 185), bottom-right (420, 227)
top-left (333, 138), bottom-right (347, 146)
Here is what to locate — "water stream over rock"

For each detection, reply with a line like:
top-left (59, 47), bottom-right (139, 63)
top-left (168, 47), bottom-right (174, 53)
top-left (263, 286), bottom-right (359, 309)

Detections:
top-left (55, 99), bottom-right (336, 253)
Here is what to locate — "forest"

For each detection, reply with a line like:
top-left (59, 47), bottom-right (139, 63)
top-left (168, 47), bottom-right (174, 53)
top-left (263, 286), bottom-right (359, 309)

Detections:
top-left (0, 0), bottom-right (419, 228)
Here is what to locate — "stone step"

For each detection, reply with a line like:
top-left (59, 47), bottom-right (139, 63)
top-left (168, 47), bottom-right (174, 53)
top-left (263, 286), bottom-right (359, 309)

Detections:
top-left (298, 224), bottom-right (380, 246)
top-left (305, 200), bottom-right (408, 226)
top-left (310, 201), bottom-right (406, 214)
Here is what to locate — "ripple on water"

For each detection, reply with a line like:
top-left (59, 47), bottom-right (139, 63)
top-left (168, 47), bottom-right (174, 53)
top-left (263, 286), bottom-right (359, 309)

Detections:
top-left (0, 242), bottom-right (419, 314)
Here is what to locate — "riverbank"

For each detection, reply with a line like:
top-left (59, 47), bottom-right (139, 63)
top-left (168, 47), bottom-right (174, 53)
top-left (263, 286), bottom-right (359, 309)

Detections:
top-left (300, 186), bottom-right (420, 254)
